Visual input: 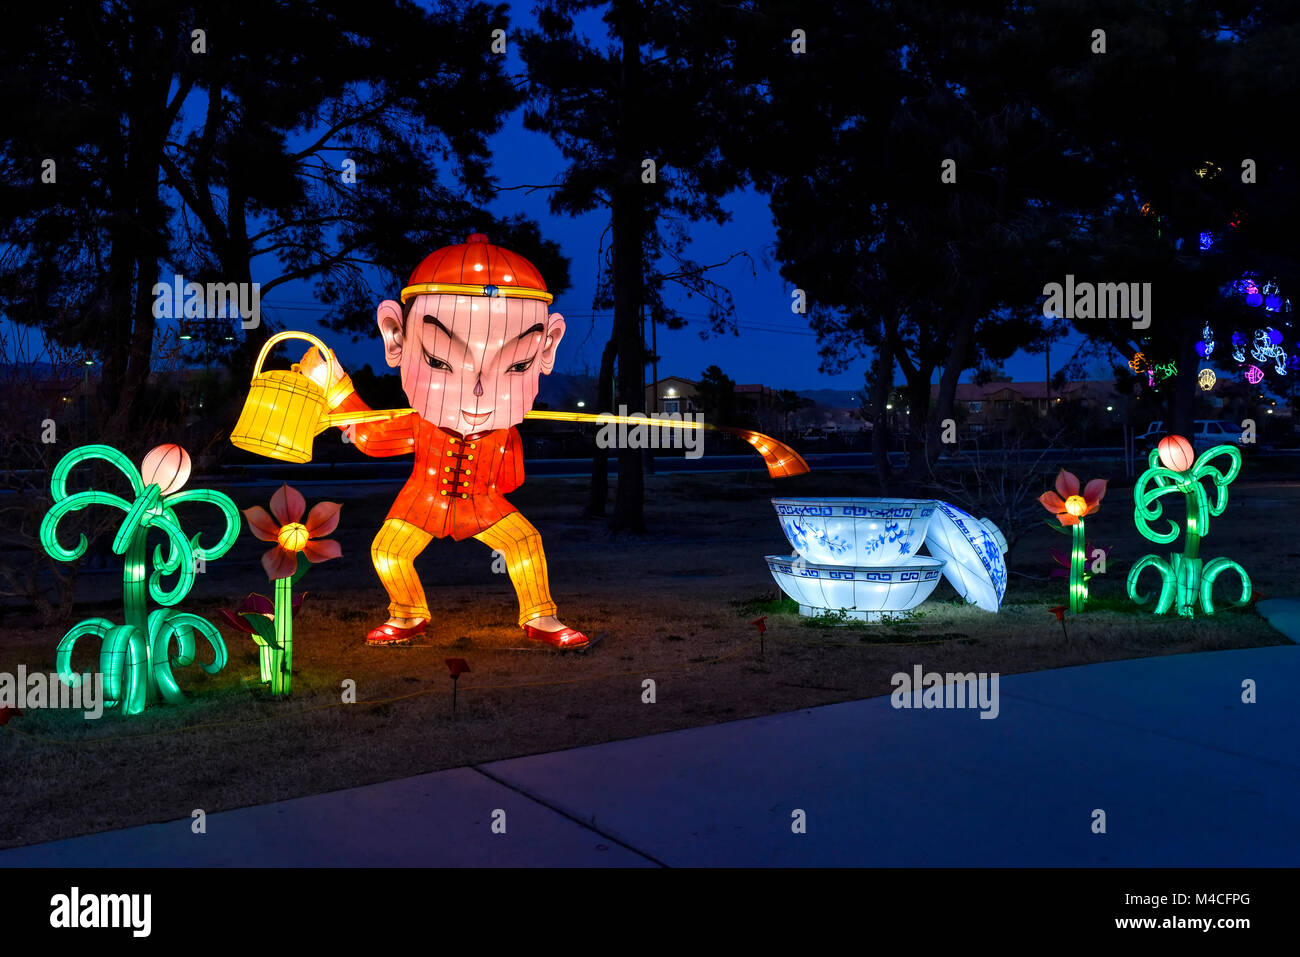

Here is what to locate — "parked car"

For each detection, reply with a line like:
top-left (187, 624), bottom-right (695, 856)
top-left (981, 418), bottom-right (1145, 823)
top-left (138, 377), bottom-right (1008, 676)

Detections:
top-left (1137, 419), bottom-right (1249, 452)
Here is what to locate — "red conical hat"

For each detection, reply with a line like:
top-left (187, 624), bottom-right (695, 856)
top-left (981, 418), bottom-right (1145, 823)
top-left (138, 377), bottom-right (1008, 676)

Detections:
top-left (400, 233), bottom-right (553, 304)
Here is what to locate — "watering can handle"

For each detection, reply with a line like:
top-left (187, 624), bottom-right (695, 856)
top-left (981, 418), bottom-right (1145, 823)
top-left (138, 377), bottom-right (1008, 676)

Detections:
top-left (251, 330), bottom-right (336, 383)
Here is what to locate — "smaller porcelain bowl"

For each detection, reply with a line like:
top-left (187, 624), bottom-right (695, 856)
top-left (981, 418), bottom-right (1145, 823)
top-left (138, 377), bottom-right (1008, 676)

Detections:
top-left (771, 497), bottom-right (938, 566)
top-left (765, 554), bottom-right (946, 621)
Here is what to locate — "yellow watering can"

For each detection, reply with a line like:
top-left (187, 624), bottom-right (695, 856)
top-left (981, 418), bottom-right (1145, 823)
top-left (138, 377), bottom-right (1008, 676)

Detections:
top-left (230, 331), bottom-right (413, 463)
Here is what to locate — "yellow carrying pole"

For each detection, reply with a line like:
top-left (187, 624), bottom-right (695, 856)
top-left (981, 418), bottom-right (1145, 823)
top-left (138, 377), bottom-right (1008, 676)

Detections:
top-left (234, 331), bottom-right (807, 476)
top-left (523, 410), bottom-right (809, 478)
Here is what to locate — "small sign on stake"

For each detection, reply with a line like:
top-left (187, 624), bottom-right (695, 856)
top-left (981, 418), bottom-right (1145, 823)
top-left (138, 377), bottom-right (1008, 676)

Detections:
top-left (750, 616), bottom-right (768, 658)
top-left (1049, 605), bottom-right (1069, 642)
top-left (445, 658), bottom-right (471, 716)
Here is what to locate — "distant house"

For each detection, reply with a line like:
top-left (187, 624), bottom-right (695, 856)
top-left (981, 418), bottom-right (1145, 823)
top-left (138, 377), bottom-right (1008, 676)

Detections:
top-left (734, 383), bottom-right (778, 412)
top-left (931, 380), bottom-right (1120, 432)
top-left (0, 363), bottom-right (83, 420)
top-left (645, 376), bottom-right (700, 415)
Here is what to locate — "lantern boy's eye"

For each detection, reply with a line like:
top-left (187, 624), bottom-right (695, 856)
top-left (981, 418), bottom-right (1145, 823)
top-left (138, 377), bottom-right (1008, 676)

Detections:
top-left (506, 356), bottom-right (535, 374)
top-left (424, 352), bottom-right (452, 372)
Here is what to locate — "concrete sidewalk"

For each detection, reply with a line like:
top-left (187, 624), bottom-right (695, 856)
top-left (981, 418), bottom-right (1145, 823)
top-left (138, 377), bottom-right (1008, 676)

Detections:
top-left (2, 643), bottom-right (1297, 867)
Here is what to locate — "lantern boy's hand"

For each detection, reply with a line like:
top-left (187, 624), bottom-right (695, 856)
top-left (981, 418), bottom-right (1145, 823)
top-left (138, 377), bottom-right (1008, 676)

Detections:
top-left (299, 346), bottom-right (354, 410)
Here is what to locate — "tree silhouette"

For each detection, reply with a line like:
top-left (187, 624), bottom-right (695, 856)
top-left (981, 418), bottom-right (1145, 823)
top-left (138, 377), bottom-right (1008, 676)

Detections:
top-left (0, 1), bottom-right (542, 426)
top-left (748, 1), bottom-right (1072, 491)
top-left (520, 0), bottom-right (757, 531)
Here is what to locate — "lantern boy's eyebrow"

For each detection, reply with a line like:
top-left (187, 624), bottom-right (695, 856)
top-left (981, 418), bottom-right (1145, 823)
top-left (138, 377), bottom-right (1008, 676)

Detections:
top-left (515, 322), bottom-right (545, 342)
top-left (422, 315), bottom-right (462, 345)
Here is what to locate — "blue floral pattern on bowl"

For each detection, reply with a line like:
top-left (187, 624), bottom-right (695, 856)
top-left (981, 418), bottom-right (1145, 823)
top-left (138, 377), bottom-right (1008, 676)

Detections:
top-left (923, 502), bottom-right (1008, 611)
top-left (772, 498), bottom-right (936, 567)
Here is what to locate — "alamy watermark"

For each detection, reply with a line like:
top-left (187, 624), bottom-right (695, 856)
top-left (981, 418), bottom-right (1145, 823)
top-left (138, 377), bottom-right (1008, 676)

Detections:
top-left (152, 274), bottom-right (261, 329)
top-left (0, 667), bottom-right (104, 719)
top-left (50, 887), bottom-right (150, 937)
top-left (1042, 275), bottom-right (1151, 330)
top-left (890, 665), bottom-right (1000, 719)
top-left (596, 405), bottom-right (704, 459)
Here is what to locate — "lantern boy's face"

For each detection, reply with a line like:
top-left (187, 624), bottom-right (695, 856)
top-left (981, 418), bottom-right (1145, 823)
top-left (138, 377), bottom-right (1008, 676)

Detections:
top-left (376, 293), bottom-right (566, 435)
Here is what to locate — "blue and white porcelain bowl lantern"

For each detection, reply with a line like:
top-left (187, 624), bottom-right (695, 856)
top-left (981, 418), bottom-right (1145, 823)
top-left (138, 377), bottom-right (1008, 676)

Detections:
top-left (771, 498), bottom-right (938, 567)
top-left (765, 554), bottom-right (946, 621)
top-left (766, 496), bottom-right (1007, 621)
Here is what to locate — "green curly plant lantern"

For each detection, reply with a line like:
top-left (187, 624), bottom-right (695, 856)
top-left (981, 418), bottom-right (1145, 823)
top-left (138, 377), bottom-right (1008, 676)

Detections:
top-left (39, 444), bottom-right (240, 715)
top-left (1127, 435), bottom-right (1251, 618)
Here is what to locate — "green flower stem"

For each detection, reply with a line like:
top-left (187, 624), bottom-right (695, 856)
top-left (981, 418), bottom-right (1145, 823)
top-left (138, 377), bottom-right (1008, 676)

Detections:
top-left (273, 576), bottom-right (293, 696)
top-left (1181, 486), bottom-right (1203, 561)
top-left (123, 527), bottom-right (152, 702)
top-left (259, 640), bottom-right (275, 685)
top-left (1070, 521), bottom-right (1086, 613)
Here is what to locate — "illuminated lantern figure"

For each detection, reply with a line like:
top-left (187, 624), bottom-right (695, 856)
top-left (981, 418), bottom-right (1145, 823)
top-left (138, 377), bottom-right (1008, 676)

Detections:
top-left (39, 445), bottom-right (240, 715)
top-left (1244, 364), bottom-right (1264, 385)
top-left (299, 234), bottom-right (591, 649)
top-left (1197, 368), bottom-right (1216, 392)
top-left (1038, 469), bottom-right (1107, 613)
top-left (1128, 435), bottom-right (1250, 618)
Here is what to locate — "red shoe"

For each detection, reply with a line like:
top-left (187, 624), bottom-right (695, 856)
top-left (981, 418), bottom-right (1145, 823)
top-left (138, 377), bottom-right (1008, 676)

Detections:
top-left (366, 619), bottom-right (428, 646)
top-left (522, 623), bottom-right (590, 649)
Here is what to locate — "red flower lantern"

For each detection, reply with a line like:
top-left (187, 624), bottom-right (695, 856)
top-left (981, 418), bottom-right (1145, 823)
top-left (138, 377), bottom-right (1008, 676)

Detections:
top-left (1156, 435), bottom-right (1196, 472)
top-left (243, 483), bottom-right (342, 580)
top-left (1038, 469), bottom-right (1107, 526)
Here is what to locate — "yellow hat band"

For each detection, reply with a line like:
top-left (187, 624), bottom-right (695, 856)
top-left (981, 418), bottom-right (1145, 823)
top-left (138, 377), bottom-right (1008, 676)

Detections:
top-left (400, 281), bottom-right (554, 305)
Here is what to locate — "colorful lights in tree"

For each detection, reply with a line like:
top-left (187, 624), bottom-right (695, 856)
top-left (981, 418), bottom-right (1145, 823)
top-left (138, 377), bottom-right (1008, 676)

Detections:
top-left (1127, 435), bottom-right (1250, 618)
top-left (1147, 360), bottom-right (1177, 385)
top-left (1250, 328), bottom-right (1288, 375)
top-left (39, 444), bottom-right (239, 715)
top-left (1038, 470), bottom-right (1107, 613)
top-left (1197, 323), bottom-right (1214, 359)
top-left (241, 484), bottom-right (341, 696)
top-left (1198, 368), bottom-right (1216, 391)
top-left (1262, 279), bottom-right (1284, 313)
top-left (1194, 161), bottom-right (1221, 180)
top-left (1244, 364), bottom-right (1264, 385)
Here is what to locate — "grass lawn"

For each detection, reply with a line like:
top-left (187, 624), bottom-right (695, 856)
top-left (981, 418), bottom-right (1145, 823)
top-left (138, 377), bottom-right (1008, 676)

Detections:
top-left (1, 467), bottom-right (1294, 849)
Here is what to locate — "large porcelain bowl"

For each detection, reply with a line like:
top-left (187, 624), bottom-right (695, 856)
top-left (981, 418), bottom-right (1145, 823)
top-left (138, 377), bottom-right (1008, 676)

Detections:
top-left (766, 554), bottom-right (946, 621)
top-left (771, 498), bottom-right (938, 567)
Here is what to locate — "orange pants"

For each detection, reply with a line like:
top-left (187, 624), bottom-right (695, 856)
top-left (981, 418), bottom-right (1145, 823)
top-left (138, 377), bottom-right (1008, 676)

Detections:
top-left (370, 513), bottom-right (558, 626)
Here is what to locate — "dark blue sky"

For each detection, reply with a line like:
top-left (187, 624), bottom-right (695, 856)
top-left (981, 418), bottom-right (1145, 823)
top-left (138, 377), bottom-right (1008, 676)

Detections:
top-left (209, 2), bottom-right (1094, 394)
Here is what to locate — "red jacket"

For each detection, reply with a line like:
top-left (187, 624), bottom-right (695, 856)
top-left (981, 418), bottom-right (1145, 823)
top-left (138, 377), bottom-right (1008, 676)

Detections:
top-left (332, 389), bottom-right (524, 540)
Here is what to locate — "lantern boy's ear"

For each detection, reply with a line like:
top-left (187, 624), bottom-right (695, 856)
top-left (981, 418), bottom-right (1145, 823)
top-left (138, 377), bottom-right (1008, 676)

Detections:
top-left (377, 299), bottom-right (404, 368)
top-left (539, 311), bottom-right (566, 375)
